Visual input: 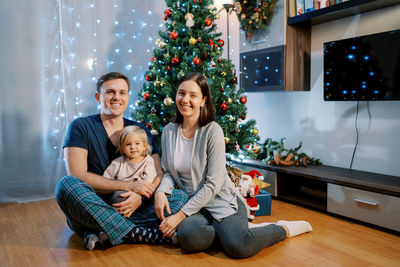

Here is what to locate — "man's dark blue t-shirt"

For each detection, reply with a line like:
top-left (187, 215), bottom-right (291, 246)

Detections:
top-left (63, 114), bottom-right (159, 176)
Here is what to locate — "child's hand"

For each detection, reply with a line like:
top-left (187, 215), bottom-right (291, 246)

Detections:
top-left (112, 191), bottom-right (142, 218)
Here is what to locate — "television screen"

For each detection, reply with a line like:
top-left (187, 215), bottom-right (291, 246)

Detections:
top-left (240, 45), bottom-right (284, 92)
top-left (324, 29), bottom-right (400, 101)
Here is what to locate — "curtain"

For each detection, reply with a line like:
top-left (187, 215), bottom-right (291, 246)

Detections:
top-left (0, 0), bottom-right (166, 203)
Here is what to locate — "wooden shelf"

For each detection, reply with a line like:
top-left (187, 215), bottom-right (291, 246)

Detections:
top-left (288, 0), bottom-right (400, 26)
top-left (232, 159), bottom-right (400, 197)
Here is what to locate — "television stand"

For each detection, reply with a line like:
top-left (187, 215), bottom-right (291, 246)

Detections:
top-left (230, 159), bottom-right (400, 232)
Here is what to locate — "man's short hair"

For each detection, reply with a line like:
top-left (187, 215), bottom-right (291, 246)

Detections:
top-left (96, 72), bottom-right (130, 93)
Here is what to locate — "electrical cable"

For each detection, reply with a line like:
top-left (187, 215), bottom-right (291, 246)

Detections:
top-left (349, 101), bottom-right (360, 170)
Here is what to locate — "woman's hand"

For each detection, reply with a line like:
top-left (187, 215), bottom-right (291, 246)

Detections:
top-left (112, 191), bottom-right (142, 218)
top-left (154, 191), bottom-right (171, 220)
top-left (159, 211), bottom-right (187, 237)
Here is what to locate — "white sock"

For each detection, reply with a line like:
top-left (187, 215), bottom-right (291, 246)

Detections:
top-left (248, 222), bottom-right (274, 229)
top-left (277, 220), bottom-right (312, 237)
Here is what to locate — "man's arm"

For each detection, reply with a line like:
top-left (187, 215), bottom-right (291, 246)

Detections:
top-left (64, 147), bottom-right (155, 197)
top-left (151, 153), bottom-right (163, 188)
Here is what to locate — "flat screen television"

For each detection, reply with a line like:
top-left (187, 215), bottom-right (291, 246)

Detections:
top-left (240, 45), bottom-right (284, 92)
top-left (324, 29), bottom-right (400, 101)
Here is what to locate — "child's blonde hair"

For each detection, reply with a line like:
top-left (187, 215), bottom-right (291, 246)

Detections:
top-left (117, 126), bottom-right (152, 157)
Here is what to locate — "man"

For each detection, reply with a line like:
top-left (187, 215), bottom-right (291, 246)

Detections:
top-left (55, 72), bottom-right (187, 250)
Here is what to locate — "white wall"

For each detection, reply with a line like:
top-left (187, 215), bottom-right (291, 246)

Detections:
top-left (226, 3), bottom-right (400, 176)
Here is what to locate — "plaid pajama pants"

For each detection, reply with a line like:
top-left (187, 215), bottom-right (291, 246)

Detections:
top-left (55, 175), bottom-right (188, 246)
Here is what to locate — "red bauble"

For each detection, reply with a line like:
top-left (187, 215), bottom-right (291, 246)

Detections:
top-left (240, 96), bottom-right (247, 104)
top-left (221, 87), bottom-right (224, 92)
top-left (233, 76), bottom-right (237, 83)
top-left (218, 59), bottom-right (222, 63)
top-left (146, 123), bottom-right (152, 129)
top-left (145, 75), bottom-right (152, 81)
top-left (151, 57), bottom-right (156, 61)
top-left (197, 37), bottom-right (202, 43)
top-left (172, 57), bottom-right (180, 65)
top-left (220, 102), bottom-right (228, 111)
top-left (217, 39), bottom-right (224, 47)
top-left (143, 92), bottom-right (150, 101)
top-left (193, 57), bottom-right (201, 65)
top-left (168, 66), bottom-right (171, 71)
top-left (205, 18), bottom-right (213, 27)
top-left (164, 9), bottom-right (172, 20)
top-left (170, 31), bottom-right (178, 40)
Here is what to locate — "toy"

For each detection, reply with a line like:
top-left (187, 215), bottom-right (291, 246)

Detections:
top-left (238, 170), bottom-right (266, 220)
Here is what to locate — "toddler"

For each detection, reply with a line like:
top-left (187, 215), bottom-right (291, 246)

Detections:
top-left (104, 125), bottom-right (157, 203)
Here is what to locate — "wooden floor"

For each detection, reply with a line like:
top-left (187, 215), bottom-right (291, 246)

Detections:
top-left (1, 199), bottom-right (399, 267)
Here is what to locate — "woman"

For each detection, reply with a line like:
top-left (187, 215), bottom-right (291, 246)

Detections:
top-left (154, 73), bottom-right (312, 258)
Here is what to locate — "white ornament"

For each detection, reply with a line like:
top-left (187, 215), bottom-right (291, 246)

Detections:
top-left (185, 13), bottom-right (195, 28)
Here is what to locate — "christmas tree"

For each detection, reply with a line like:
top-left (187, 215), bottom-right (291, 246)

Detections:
top-left (132, 0), bottom-right (260, 157)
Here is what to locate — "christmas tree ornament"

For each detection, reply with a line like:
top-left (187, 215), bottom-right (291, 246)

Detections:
top-left (234, 2), bottom-right (242, 13)
top-left (164, 96), bottom-right (173, 106)
top-left (151, 57), bottom-right (156, 61)
top-left (189, 37), bottom-right (197, 45)
top-left (217, 39), bottom-right (224, 47)
top-left (151, 107), bottom-right (157, 115)
top-left (221, 71), bottom-right (227, 76)
top-left (252, 128), bottom-right (259, 135)
top-left (220, 102), bottom-right (228, 111)
top-left (145, 75), bottom-right (152, 81)
top-left (155, 38), bottom-right (166, 48)
top-left (235, 142), bottom-right (240, 152)
top-left (205, 18), bottom-right (213, 27)
top-left (227, 97), bottom-right (233, 104)
top-left (193, 57), bottom-right (201, 65)
top-left (146, 122), bottom-right (152, 129)
top-left (232, 75), bottom-right (238, 83)
top-left (164, 9), bottom-right (172, 20)
top-left (241, 114), bottom-right (247, 119)
top-left (185, 13), bottom-right (195, 28)
top-left (218, 58), bottom-right (222, 63)
top-left (143, 92), bottom-right (150, 101)
top-left (170, 31), bottom-right (178, 40)
top-left (154, 80), bottom-right (161, 87)
top-left (172, 56), bottom-right (180, 65)
top-left (215, 14), bottom-right (220, 20)
top-left (240, 96), bottom-right (247, 104)
top-left (135, 99), bottom-right (140, 107)
top-left (150, 129), bottom-right (159, 135)
top-left (160, 81), bottom-right (165, 87)
top-left (197, 37), bottom-right (202, 43)
top-left (221, 87), bottom-right (224, 92)
top-left (252, 143), bottom-right (261, 153)
top-left (225, 137), bottom-right (230, 144)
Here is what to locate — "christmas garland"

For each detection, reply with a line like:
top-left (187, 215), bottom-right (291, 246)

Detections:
top-left (233, 0), bottom-right (276, 41)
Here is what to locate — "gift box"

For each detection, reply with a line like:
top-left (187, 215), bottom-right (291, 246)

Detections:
top-left (254, 190), bottom-right (271, 216)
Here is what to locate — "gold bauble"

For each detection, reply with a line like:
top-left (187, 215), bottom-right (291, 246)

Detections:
top-left (227, 97), bottom-right (233, 104)
top-left (215, 14), bottom-right (220, 20)
top-left (224, 137), bottom-right (230, 144)
top-left (189, 37), bottom-right (197, 45)
top-left (252, 128), bottom-right (259, 135)
top-left (241, 14), bottom-right (246, 20)
top-left (221, 71), bottom-right (227, 76)
top-left (164, 96), bottom-right (173, 106)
